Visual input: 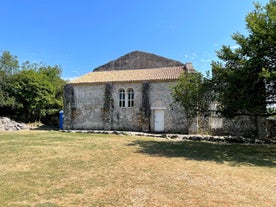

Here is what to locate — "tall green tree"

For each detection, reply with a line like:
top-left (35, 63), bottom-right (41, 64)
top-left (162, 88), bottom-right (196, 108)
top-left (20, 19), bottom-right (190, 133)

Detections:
top-left (12, 69), bottom-right (56, 121)
top-left (0, 51), bottom-right (19, 109)
top-left (0, 51), bottom-right (19, 75)
top-left (38, 64), bottom-right (65, 106)
top-left (173, 1), bottom-right (275, 138)
top-left (11, 63), bottom-right (66, 122)
top-left (172, 71), bottom-right (213, 119)
top-left (212, 0), bottom-right (276, 117)
top-left (0, 51), bottom-right (66, 124)
top-left (21, 62), bottom-right (65, 110)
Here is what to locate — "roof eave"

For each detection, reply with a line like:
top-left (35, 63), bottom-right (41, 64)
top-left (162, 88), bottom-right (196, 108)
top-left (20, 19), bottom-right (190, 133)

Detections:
top-left (69, 78), bottom-right (179, 86)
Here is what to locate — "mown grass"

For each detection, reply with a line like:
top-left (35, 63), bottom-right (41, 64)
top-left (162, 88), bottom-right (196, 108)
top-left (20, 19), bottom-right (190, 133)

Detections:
top-left (0, 130), bottom-right (275, 207)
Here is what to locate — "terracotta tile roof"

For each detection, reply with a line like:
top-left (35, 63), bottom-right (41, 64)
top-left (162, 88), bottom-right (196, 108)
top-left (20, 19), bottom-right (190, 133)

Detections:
top-left (70, 66), bottom-right (185, 84)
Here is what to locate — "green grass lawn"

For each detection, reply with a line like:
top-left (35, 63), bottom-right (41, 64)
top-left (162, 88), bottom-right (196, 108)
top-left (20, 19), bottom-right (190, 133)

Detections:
top-left (0, 131), bottom-right (275, 207)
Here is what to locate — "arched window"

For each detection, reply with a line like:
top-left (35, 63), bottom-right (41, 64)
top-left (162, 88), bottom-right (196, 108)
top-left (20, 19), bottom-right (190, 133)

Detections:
top-left (119, 89), bottom-right (125, 107)
top-left (127, 88), bottom-right (134, 107)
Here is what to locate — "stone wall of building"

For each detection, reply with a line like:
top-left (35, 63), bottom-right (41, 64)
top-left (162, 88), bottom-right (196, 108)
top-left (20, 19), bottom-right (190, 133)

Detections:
top-left (149, 82), bottom-right (188, 133)
top-left (64, 81), bottom-right (275, 138)
top-left (63, 84), bottom-right (75, 130)
top-left (111, 82), bottom-right (143, 131)
top-left (64, 84), bottom-right (105, 130)
top-left (63, 81), bottom-right (189, 133)
top-left (65, 83), bottom-right (271, 138)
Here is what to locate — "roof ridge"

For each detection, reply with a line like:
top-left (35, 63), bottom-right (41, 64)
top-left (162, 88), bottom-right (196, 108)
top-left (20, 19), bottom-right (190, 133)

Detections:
top-left (92, 65), bottom-right (184, 73)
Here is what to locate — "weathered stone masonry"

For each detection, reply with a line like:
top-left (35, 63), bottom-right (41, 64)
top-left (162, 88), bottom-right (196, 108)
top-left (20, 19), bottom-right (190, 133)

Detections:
top-left (64, 81), bottom-right (188, 133)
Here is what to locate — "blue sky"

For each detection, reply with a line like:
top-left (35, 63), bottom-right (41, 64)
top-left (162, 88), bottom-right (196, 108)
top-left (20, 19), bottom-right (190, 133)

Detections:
top-left (0, 0), bottom-right (269, 80)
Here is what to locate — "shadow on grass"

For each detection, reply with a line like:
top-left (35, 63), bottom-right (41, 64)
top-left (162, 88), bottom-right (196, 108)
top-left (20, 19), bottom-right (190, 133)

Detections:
top-left (129, 140), bottom-right (276, 167)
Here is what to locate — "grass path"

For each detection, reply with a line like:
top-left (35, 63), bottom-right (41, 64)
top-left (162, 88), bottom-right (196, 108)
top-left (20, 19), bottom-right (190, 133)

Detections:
top-left (0, 131), bottom-right (275, 206)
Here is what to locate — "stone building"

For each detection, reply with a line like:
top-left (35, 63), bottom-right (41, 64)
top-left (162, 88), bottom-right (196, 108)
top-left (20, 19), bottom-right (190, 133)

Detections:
top-left (63, 51), bottom-right (195, 133)
top-left (63, 51), bottom-right (264, 138)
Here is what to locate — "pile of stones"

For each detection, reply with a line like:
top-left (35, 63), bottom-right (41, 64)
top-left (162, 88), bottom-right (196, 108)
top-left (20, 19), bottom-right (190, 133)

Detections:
top-left (0, 117), bottom-right (29, 131)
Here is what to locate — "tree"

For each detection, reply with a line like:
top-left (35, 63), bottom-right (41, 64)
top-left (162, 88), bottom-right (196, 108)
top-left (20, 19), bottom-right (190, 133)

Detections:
top-left (38, 64), bottom-right (65, 106)
top-left (0, 51), bottom-right (19, 109)
top-left (22, 62), bottom-right (65, 109)
top-left (0, 51), bottom-right (19, 75)
top-left (0, 50), bottom-right (66, 124)
top-left (172, 71), bottom-right (213, 119)
top-left (12, 69), bottom-right (56, 121)
top-left (212, 0), bottom-right (276, 117)
top-left (173, 1), bottom-right (275, 138)
top-left (11, 63), bottom-right (66, 122)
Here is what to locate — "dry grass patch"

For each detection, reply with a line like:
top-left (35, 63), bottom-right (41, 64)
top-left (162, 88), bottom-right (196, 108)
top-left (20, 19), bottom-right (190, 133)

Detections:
top-left (0, 130), bottom-right (275, 206)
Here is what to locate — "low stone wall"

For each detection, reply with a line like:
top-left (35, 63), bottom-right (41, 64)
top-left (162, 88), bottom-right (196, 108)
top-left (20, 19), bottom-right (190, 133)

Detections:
top-left (61, 130), bottom-right (276, 144)
top-left (267, 118), bottom-right (276, 138)
top-left (0, 117), bottom-right (29, 131)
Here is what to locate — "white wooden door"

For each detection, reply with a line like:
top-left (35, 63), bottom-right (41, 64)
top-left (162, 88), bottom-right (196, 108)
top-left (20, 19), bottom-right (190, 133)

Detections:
top-left (154, 109), bottom-right (164, 132)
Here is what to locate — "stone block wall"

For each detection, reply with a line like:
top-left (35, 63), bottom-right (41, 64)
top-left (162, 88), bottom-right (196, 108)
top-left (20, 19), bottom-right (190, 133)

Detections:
top-left (103, 81), bottom-right (189, 132)
top-left (63, 84), bottom-right (75, 130)
top-left (64, 81), bottom-right (274, 138)
top-left (111, 82), bottom-right (143, 131)
top-left (267, 118), bottom-right (276, 138)
top-left (149, 82), bottom-right (188, 133)
top-left (63, 81), bottom-right (190, 133)
top-left (64, 84), bottom-right (105, 130)
top-left (209, 116), bottom-right (257, 137)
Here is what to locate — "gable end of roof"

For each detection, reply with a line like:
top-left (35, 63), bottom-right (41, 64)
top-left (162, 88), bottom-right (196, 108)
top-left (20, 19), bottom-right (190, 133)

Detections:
top-left (93, 51), bottom-right (184, 72)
